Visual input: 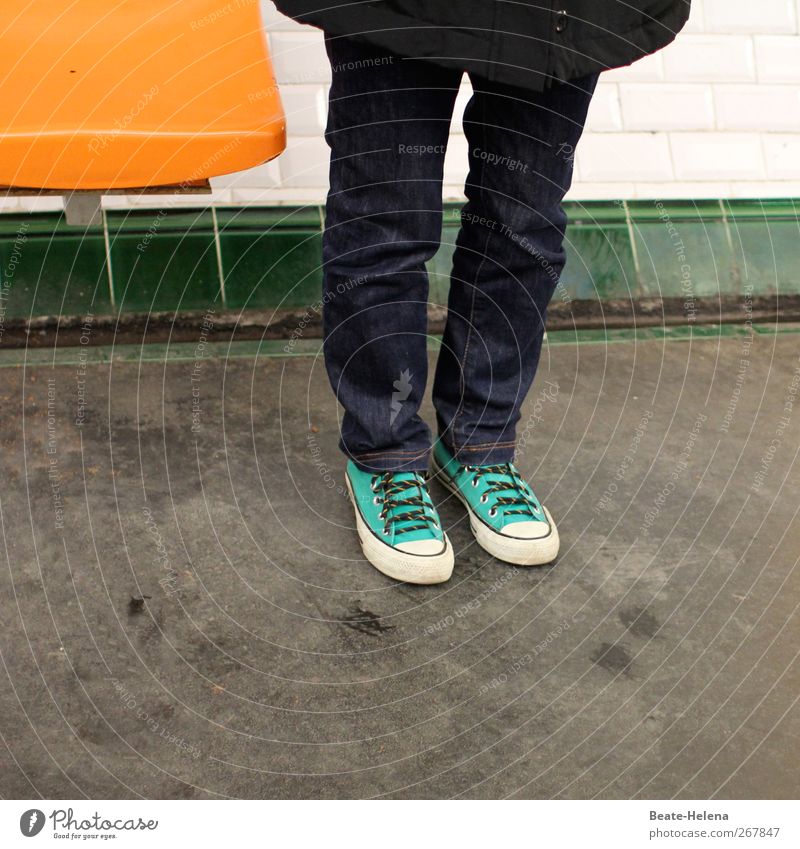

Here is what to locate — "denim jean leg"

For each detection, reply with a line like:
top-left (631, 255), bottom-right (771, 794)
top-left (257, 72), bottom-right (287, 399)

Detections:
top-left (322, 36), bottom-right (461, 472)
top-left (432, 73), bottom-right (599, 465)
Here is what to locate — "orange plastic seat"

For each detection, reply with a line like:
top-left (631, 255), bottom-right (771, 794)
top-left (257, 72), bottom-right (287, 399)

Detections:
top-left (0, 1), bottom-right (286, 190)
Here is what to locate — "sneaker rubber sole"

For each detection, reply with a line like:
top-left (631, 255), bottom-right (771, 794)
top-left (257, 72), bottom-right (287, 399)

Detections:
top-left (431, 456), bottom-right (560, 567)
top-left (345, 474), bottom-right (454, 584)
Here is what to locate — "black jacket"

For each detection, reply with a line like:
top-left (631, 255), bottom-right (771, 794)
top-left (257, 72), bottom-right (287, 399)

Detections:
top-left (274, 0), bottom-right (691, 91)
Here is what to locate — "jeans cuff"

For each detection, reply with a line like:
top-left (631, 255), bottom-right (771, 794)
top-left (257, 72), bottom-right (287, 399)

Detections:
top-left (347, 446), bottom-right (431, 473)
top-left (439, 435), bottom-right (516, 467)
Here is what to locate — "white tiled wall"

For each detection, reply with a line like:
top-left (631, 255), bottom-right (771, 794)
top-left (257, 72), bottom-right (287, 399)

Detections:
top-left (13, 0), bottom-right (800, 213)
top-left (257, 0), bottom-right (800, 203)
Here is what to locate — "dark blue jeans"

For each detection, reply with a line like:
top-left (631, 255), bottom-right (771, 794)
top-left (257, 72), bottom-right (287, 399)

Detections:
top-left (322, 36), bottom-right (597, 472)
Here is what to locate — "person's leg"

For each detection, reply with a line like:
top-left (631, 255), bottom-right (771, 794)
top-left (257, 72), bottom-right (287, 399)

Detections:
top-left (323, 37), bottom-right (461, 582)
top-left (432, 73), bottom-right (598, 464)
top-left (323, 36), bottom-right (461, 473)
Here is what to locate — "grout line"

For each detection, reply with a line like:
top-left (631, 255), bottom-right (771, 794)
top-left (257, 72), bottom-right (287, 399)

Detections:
top-left (623, 199), bottom-right (642, 290)
top-left (211, 206), bottom-right (227, 309)
top-left (718, 196), bottom-right (744, 290)
top-left (101, 207), bottom-right (115, 310)
top-left (720, 197), bottom-right (735, 254)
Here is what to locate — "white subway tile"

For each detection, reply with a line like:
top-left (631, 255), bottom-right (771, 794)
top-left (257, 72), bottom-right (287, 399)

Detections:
top-left (442, 187), bottom-right (468, 203)
top-left (703, 0), bottom-right (796, 34)
top-left (585, 84), bottom-right (623, 131)
top-left (662, 35), bottom-right (756, 81)
top-left (280, 85), bottom-right (328, 135)
top-left (577, 133), bottom-right (674, 182)
top-left (443, 134), bottom-right (470, 186)
top-left (715, 85), bottom-right (800, 130)
top-left (450, 80), bottom-right (474, 134)
top-left (602, 52), bottom-right (664, 83)
top-left (763, 134), bottom-right (800, 178)
top-left (754, 36), bottom-right (800, 82)
top-left (269, 31), bottom-right (331, 85)
top-left (230, 187), bottom-right (294, 204)
top-left (261, 1), bottom-right (311, 32)
top-left (631, 181), bottom-right (730, 199)
top-left (108, 190), bottom-right (233, 207)
top-left (727, 180), bottom-right (800, 197)
top-left (23, 197), bottom-right (69, 213)
top-left (683, 0), bottom-right (705, 33)
top-left (620, 84), bottom-right (714, 130)
top-left (252, 187), bottom-right (327, 204)
top-left (670, 133), bottom-right (765, 180)
top-left (211, 160), bottom-right (282, 190)
top-left (572, 152), bottom-right (582, 184)
top-left (566, 182), bottom-right (637, 200)
top-left (278, 135), bottom-right (330, 187)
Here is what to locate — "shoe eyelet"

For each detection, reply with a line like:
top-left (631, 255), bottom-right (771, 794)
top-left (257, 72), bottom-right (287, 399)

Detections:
top-left (471, 478), bottom-right (479, 488)
top-left (480, 494), bottom-right (488, 504)
top-left (373, 496), bottom-right (382, 505)
top-left (382, 527), bottom-right (390, 536)
top-left (489, 507), bottom-right (497, 517)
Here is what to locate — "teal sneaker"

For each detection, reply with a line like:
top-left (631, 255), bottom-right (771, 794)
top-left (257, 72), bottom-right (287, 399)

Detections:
top-left (431, 442), bottom-right (559, 566)
top-left (345, 461), bottom-right (454, 584)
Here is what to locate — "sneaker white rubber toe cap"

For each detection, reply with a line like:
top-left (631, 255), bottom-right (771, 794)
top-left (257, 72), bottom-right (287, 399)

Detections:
top-left (472, 506), bottom-right (559, 565)
top-left (499, 519), bottom-right (552, 540)
top-left (396, 538), bottom-right (449, 556)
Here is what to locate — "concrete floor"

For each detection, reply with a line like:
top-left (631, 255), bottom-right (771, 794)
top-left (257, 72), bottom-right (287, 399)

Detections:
top-left (0, 327), bottom-right (798, 799)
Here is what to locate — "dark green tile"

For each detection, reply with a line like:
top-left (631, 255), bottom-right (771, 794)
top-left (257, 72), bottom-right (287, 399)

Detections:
top-left (724, 204), bottom-right (800, 296)
top-left (0, 216), bottom-right (110, 319)
top-left (724, 199), bottom-right (799, 220)
top-left (107, 210), bottom-right (221, 313)
top-left (216, 206), bottom-right (323, 231)
top-left (626, 199), bottom-right (724, 223)
top-left (562, 218), bottom-right (636, 300)
top-left (632, 216), bottom-right (734, 298)
top-left (432, 208), bottom-right (636, 303)
top-left (107, 208), bottom-right (214, 235)
top-left (564, 199), bottom-right (630, 224)
top-left (0, 211), bottom-right (103, 237)
top-left (220, 230), bottom-right (323, 310)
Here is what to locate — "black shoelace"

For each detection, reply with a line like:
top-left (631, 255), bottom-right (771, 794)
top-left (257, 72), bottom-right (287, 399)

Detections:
top-left (465, 463), bottom-right (541, 518)
top-left (372, 472), bottom-right (439, 537)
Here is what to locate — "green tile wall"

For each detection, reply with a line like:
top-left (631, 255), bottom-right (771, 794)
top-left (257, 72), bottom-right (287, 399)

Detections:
top-left (629, 200), bottom-right (734, 299)
top-left (724, 201), bottom-right (800, 296)
top-left (0, 214), bottom-right (111, 319)
top-left (0, 200), bottom-right (797, 321)
top-left (106, 210), bottom-right (220, 313)
top-left (562, 202), bottom-right (636, 300)
top-left (217, 208), bottom-right (323, 310)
